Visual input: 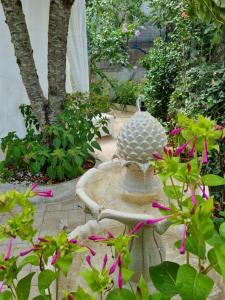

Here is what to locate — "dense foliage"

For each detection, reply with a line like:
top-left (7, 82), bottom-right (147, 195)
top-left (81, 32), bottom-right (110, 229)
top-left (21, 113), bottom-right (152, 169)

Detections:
top-left (0, 115), bottom-right (225, 299)
top-left (0, 95), bottom-right (108, 183)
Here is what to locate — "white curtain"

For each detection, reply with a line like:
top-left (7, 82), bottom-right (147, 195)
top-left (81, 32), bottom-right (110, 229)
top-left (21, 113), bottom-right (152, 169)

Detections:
top-left (0, 0), bottom-right (89, 139)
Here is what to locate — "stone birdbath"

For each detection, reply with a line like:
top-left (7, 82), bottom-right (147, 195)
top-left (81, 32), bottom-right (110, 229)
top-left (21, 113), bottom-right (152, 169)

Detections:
top-left (75, 109), bottom-right (169, 281)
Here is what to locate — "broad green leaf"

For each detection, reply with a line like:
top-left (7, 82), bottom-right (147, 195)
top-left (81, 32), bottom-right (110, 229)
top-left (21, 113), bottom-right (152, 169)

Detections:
top-left (201, 174), bottom-right (225, 186)
top-left (137, 275), bottom-right (149, 300)
top-left (122, 268), bottom-right (134, 283)
top-left (0, 291), bottom-right (13, 300)
top-left (176, 264), bottom-right (214, 300)
top-left (56, 254), bottom-right (73, 276)
top-left (219, 222), bottom-right (225, 240)
top-left (163, 185), bottom-right (182, 200)
top-left (208, 248), bottom-right (222, 275)
top-left (215, 243), bottom-right (225, 280)
top-left (149, 294), bottom-right (170, 300)
top-left (91, 141), bottom-right (101, 151)
top-left (175, 235), bottom-right (205, 259)
top-left (38, 270), bottom-right (58, 295)
top-left (69, 287), bottom-right (96, 300)
top-left (149, 261), bottom-right (179, 297)
top-left (19, 255), bottom-right (40, 270)
top-left (106, 288), bottom-right (136, 300)
top-left (16, 272), bottom-right (35, 300)
top-left (32, 296), bottom-right (50, 300)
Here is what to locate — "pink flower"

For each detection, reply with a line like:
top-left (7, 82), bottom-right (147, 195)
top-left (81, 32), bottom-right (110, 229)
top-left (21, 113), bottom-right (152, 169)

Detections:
top-left (199, 185), bottom-right (209, 200)
top-left (31, 184), bottom-right (53, 197)
top-left (203, 139), bottom-right (208, 164)
top-left (146, 215), bottom-right (172, 225)
top-left (68, 239), bottom-right (77, 244)
top-left (85, 246), bottom-right (96, 256)
top-left (109, 259), bottom-right (118, 275)
top-left (152, 201), bottom-right (171, 211)
top-left (117, 255), bottom-right (122, 267)
top-left (191, 188), bottom-right (197, 206)
top-left (164, 146), bottom-right (173, 157)
top-left (102, 254), bottom-right (108, 271)
top-left (152, 152), bottom-right (163, 160)
top-left (170, 128), bottom-right (183, 136)
top-left (51, 250), bottom-right (61, 265)
top-left (118, 268), bottom-right (123, 289)
top-left (38, 237), bottom-right (49, 243)
top-left (88, 235), bottom-right (106, 242)
top-left (107, 231), bottom-right (114, 239)
top-left (135, 30), bottom-right (141, 37)
top-left (67, 294), bottom-right (74, 300)
top-left (175, 138), bottom-right (192, 155)
top-left (86, 255), bottom-right (93, 269)
top-left (20, 248), bottom-right (36, 257)
top-left (4, 238), bottom-right (13, 261)
top-left (180, 224), bottom-right (187, 254)
top-left (129, 221), bottom-right (145, 235)
top-left (188, 137), bottom-right (197, 158)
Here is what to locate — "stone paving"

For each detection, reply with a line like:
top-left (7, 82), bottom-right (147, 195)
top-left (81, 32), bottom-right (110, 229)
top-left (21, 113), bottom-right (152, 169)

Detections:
top-left (0, 109), bottom-right (134, 298)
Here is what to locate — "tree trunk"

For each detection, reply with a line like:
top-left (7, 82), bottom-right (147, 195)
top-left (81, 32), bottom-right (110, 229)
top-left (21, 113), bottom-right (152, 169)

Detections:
top-left (1, 0), bottom-right (47, 125)
top-left (48, 0), bottom-right (75, 123)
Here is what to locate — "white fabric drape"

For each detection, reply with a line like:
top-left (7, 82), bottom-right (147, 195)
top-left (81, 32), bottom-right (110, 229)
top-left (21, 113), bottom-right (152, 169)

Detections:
top-left (0, 0), bottom-right (89, 139)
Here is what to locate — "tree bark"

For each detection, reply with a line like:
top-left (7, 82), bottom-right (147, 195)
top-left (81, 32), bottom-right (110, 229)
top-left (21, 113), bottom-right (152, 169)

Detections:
top-left (1, 0), bottom-right (47, 125)
top-left (48, 0), bottom-right (75, 123)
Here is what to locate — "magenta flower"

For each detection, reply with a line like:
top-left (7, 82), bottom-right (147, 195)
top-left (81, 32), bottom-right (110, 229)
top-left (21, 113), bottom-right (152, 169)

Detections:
top-left (68, 239), bottom-right (77, 244)
top-left (152, 152), bottom-right (163, 160)
top-left (170, 127), bottom-right (183, 136)
top-left (152, 201), bottom-right (171, 211)
top-left (188, 137), bottom-right (197, 158)
top-left (38, 237), bottom-right (49, 243)
top-left (199, 185), bottom-right (209, 200)
top-left (107, 231), bottom-right (114, 239)
top-left (67, 294), bottom-right (74, 300)
top-left (31, 183), bottom-right (53, 197)
top-left (203, 139), bottom-right (208, 164)
top-left (164, 146), bottom-right (173, 158)
top-left (135, 30), bottom-right (141, 37)
top-left (118, 268), bottom-right (123, 289)
top-left (4, 238), bottom-right (13, 261)
top-left (191, 188), bottom-right (197, 206)
top-left (88, 235), bottom-right (106, 242)
top-left (146, 215), bottom-right (172, 225)
top-left (180, 224), bottom-right (187, 255)
top-left (85, 246), bottom-right (96, 256)
top-left (20, 247), bottom-right (36, 257)
top-left (175, 139), bottom-right (192, 155)
top-left (102, 254), bottom-right (108, 271)
top-left (109, 259), bottom-right (118, 275)
top-left (129, 221), bottom-right (145, 235)
top-left (51, 250), bottom-right (61, 265)
top-left (86, 255), bottom-right (93, 269)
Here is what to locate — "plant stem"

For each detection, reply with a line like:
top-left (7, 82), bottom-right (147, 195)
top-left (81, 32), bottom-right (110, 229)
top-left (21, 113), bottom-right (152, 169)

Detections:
top-left (170, 176), bottom-right (182, 209)
top-left (129, 281), bottom-right (135, 295)
top-left (186, 251), bottom-right (190, 265)
top-left (56, 270), bottom-right (59, 300)
top-left (203, 264), bottom-right (213, 274)
top-left (11, 282), bottom-right (18, 300)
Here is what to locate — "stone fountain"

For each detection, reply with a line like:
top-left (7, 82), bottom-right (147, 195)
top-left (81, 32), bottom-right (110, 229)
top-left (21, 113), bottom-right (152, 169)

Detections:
top-left (74, 106), bottom-right (170, 281)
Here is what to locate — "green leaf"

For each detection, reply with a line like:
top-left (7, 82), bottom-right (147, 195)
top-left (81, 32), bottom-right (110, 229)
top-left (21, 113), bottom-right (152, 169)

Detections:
top-left (0, 291), bottom-right (13, 300)
top-left (91, 141), bottom-right (101, 151)
top-left (32, 296), bottom-right (50, 300)
top-left (149, 261), bottom-right (179, 297)
top-left (176, 264), bottom-right (214, 300)
top-left (122, 268), bottom-right (134, 284)
top-left (215, 243), bottom-right (225, 280)
top-left (16, 272), bottom-right (35, 300)
top-left (56, 254), bottom-right (73, 276)
top-left (38, 270), bottom-right (58, 295)
top-left (69, 287), bottom-right (96, 300)
top-left (148, 294), bottom-right (169, 300)
top-left (208, 248), bottom-right (222, 275)
top-left (19, 255), bottom-right (39, 270)
top-left (163, 185), bottom-right (182, 200)
top-left (219, 222), bottom-right (225, 240)
top-left (201, 174), bottom-right (225, 186)
top-left (137, 275), bottom-right (149, 300)
top-left (106, 288), bottom-right (136, 300)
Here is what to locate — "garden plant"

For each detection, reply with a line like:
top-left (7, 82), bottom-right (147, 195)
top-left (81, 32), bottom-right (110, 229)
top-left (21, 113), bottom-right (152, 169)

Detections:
top-left (0, 114), bottom-right (224, 299)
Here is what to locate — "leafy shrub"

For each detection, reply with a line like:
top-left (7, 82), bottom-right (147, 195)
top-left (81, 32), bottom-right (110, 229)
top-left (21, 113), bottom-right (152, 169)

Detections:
top-left (0, 114), bottom-right (225, 299)
top-left (0, 94), bottom-right (108, 183)
top-left (112, 80), bottom-right (141, 107)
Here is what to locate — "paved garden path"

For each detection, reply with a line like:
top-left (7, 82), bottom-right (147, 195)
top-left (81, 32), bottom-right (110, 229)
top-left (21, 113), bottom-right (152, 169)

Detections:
top-left (0, 109), bottom-right (134, 298)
